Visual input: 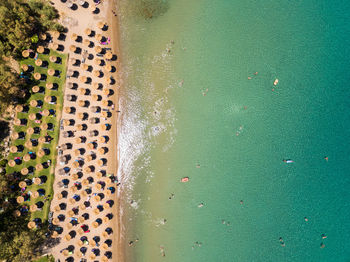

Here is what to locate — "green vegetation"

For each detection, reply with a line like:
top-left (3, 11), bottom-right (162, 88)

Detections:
top-left (0, 49), bottom-right (67, 262)
top-left (0, 0), bottom-right (63, 57)
top-left (0, 1), bottom-right (67, 260)
top-left (34, 255), bottom-right (55, 262)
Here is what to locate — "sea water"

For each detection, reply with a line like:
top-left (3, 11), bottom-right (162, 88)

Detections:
top-left (116, 0), bottom-right (350, 261)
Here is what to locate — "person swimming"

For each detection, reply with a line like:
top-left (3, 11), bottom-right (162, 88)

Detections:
top-left (283, 159), bottom-right (294, 163)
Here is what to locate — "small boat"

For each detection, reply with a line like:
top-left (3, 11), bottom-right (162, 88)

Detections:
top-left (283, 159), bottom-right (294, 163)
top-left (181, 177), bottom-right (189, 183)
top-left (273, 79), bottom-right (279, 86)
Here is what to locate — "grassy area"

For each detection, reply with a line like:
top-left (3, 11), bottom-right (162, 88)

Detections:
top-left (6, 49), bottom-right (67, 222)
top-left (33, 255), bottom-right (55, 262)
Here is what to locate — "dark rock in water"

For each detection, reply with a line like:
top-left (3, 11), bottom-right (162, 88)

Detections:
top-left (134, 0), bottom-right (169, 19)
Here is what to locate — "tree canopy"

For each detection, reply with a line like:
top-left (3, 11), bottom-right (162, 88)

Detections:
top-left (0, 0), bottom-right (63, 57)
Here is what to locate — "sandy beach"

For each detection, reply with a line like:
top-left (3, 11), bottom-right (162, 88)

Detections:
top-left (49, 0), bottom-right (123, 261)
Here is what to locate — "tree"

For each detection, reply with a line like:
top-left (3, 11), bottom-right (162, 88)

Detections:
top-left (0, 60), bottom-right (28, 114)
top-left (0, 0), bottom-right (63, 57)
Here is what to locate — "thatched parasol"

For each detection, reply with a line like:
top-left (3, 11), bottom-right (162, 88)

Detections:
top-left (93, 70), bottom-right (101, 77)
top-left (37, 46), bottom-right (44, 53)
top-left (96, 171), bottom-right (103, 179)
top-left (78, 217), bottom-right (85, 223)
top-left (97, 21), bottom-right (106, 29)
top-left (87, 143), bottom-right (95, 149)
top-left (92, 94), bottom-right (100, 101)
top-left (105, 51), bottom-right (113, 60)
top-left (34, 73), bottom-right (42, 80)
top-left (39, 33), bottom-right (47, 40)
top-left (85, 28), bottom-right (92, 36)
top-left (54, 205), bottom-right (61, 212)
top-left (93, 208), bottom-right (100, 215)
top-left (64, 234), bottom-right (72, 241)
top-left (32, 85), bottom-right (40, 93)
top-left (21, 64), bottom-right (28, 72)
top-left (49, 55), bottom-right (57, 63)
top-left (19, 181), bottom-right (27, 188)
top-left (51, 43), bottom-right (59, 51)
top-left (23, 154), bottom-right (31, 162)
top-left (34, 177), bottom-right (41, 185)
top-left (29, 113), bottom-right (36, 121)
top-left (100, 124), bottom-right (108, 131)
top-left (13, 119), bottom-right (21, 126)
top-left (94, 195), bottom-right (101, 202)
top-left (46, 83), bottom-right (54, 90)
top-left (71, 33), bottom-right (78, 41)
top-left (69, 198), bottom-right (76, 204)
top-left (52, 217), bottom-right (60, 225)
top-left (13, 210), bottom-right (21, 217)
top-left (10, 146), bottom-right (18, 153)
top-left (94, 58), bottom-right (103, 66)
top-left (62, 249), bottom-right (69, 256)
top-left (89, 240), bottom-right (96, 248)
top-left (83, 39), bottom-right (90, 46)
top-left (90, 254), bottom-right (96, 260)
top-left (77, 240), bottom-right (84, 247)
top-left (56, 193), bottom-right (63, 200)
top-left (101, 243), bottom-right (109, 250)
top-left (30, 204), bottom-right (38, 212)
top-left (35, 59), bottom-right (43, 67)
top-left (70, 45), bottom-right (77, 52)
top-left (102, 231), bottom-right (109, 238)
top-left (28, 221), bottom-right (36, 229)
top-left (67, 210), bottom-right (75, 217)
top-left (82, 179), bottom-right (89, 186)
top-left (81, 63), bottom-right (89, 71)
top-left (70, 186), bottom-right (78, 193)
top-left (104, 63), bottom-right (112, 72)
top-left (102, 100), bottom-right (110, 107)
top-left (37, 149), bottom-right (45, 158)
top-left (21, 168), bottom-right (29, 175)
top-left (30, 100), bottom-right (38, 107)
top-left (22, 50), bottom-right (30, 58)
top-left (52, 31), bottom-right (60, 38)
top-left (95, 183), bottom-right (102, 190)
top-left (77, 228), bottom-right (84, 235)
top-left (98, 147), bottom-right (107, 154)
top-left (102, 256), bottom-right (109, 262)
top-left (81, 190), bottom-right (88, 197)
top-left (16, 196), bottom-right (24, 203)
top-left (48, 69), bottom-right (55, 76)
top-left (51, 231), bottom-right (58, 238)
top-left (76, 124), bottom-right (84, 131)
top-left (95, 34), bottom-right (103, 42)
top-left (95, 46), bottom-right (102, 54)
top-left (84, 166), bottom-right (93, 173)
top-left (24, 140), bottom-right (32, 149)
top-left (72, 173), bottom-right (79, 181)
top-left (32, 191), bottom-right (39, 198)
top-left (101, 111), bottom-right (110, 118)
top-left (15, 105), bottom-right (24, 112)
top-left (92, 221), bottom-right (99, 228)
top-left (36, 163), bottom-right (44, 171)
top-left (79, 203), bottom-right (86, 210)
top-left (79, 76), bottom-right (88, 83)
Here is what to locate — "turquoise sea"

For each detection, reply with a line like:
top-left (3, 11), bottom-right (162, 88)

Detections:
top-left (116, 0), bottom-right (350, 261)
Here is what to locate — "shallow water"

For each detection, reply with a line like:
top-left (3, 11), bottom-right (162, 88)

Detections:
top-left (116, 0), bottom-right (350, 261)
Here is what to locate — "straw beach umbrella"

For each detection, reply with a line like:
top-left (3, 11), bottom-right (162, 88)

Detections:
top-left (95, 46), bottom-right (102, 54)
top-left (70, 45), bottom-right (77, 52)
top-left (85, 28), bottom-right (92, 36)
top-left (34, 73), bottom-right (42, 80)
top-left (94, 58), bottom-right (103, 66)
top-left (97, 21), bottom-right (106, 30)
top-left (49, 55), bottom-right (58, 63)
top-left (48, 69), bottom-right (55, 76)
top-left (21, 168), bottom-right (29, 175)
top-left (71, 33), bottom-right (78, 41)
top-left (22, 50), bottom-right (30, 58)
top-left (105, 51), bottom-right (113, 60)
top-left (35, 59), bottom-right (43, 67)
top-left (32, 85), bottom-right (40, 93)
top-left (28, 221), bottom-right (36, 229)
top-left (83, 39), bottom-right (91, 46)
top-left (37, 46), bottom-right (44, 54)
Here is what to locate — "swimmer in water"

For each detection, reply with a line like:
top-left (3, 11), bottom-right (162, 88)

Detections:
top-left (240, 200), bottom-right (244, 205)
top-left (168, 193), bottom-right (175, 200)
top-left (304, 217), bottom-right (308, 222)
top-left (324, 156), bottom-right (328, 161)
top-left (198, 203), bottom-right (204, 208)
top-left (321, 234), bottom-right (327, 239)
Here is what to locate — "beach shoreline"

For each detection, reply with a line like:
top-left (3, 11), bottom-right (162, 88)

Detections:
top-left (47, 0), bottom-right (124, 261)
